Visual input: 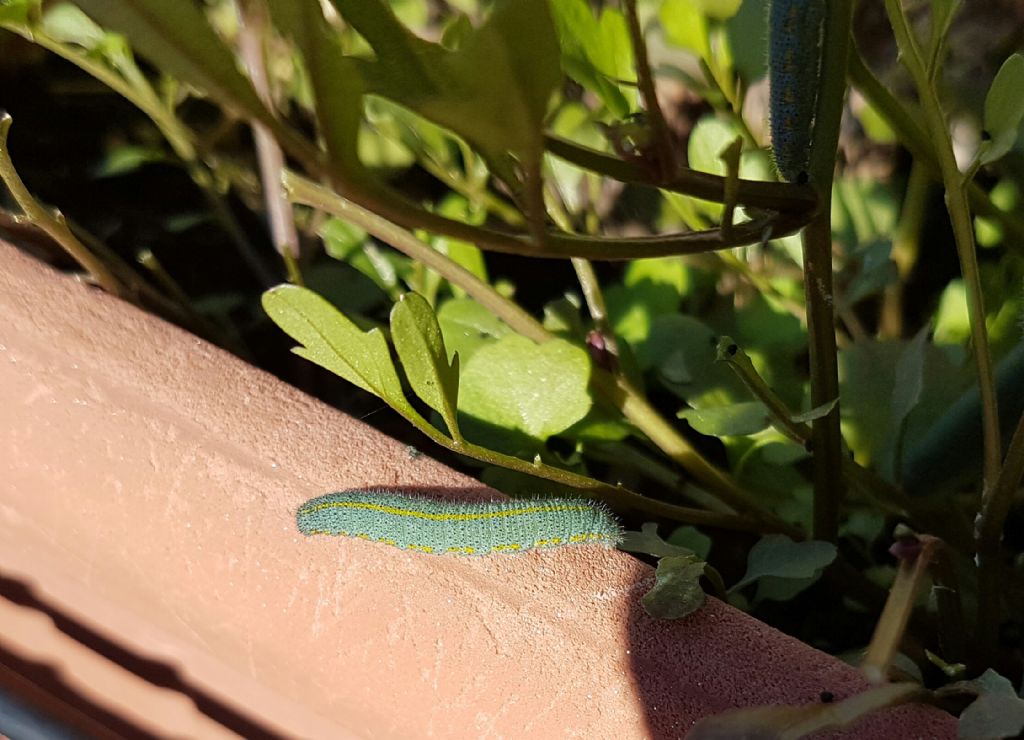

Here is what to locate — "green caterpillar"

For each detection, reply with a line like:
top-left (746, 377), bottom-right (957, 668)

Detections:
top-left (768, 0), bottom-right (826, 183)
top-left (296, 490), bottom-right (623, 556)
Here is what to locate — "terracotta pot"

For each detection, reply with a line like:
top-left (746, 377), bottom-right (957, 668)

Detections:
top-left (0, 240), bottom-right (955, 738)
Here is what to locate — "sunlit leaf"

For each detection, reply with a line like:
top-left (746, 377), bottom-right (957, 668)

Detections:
top-left (262, 284), bottom-right (411, 411)
top-left (391, 293), bottom-right (461, 437)
top-left (459, 334), bottom-right (591, 440)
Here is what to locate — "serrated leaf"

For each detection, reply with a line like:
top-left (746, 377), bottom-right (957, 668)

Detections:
top-left (730, 535), bottom-right (837, 593)
top-left (390, 293), bottom-right (461, 438)
top-left (71, 0), bottom-right (272, 125)
top-left (459, 334), bottom-right (591, 440)
top-left (678, 401), bottom-right (770, 437)
top-left (641, 555), bottom-right (706, 620)
top-left (262, 284), bottom-right (411, 411)
top-left (982, 53), bottom-right (1024, 165)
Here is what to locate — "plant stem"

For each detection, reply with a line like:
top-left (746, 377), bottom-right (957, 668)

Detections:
top-left (879, 160), bottom-right (929, 339)
top-left (800, 0), bottom-right (855, 543)
top-left (974, 408), bottom-right (1024, 669)
top-left (848, 45), bottom-right (1024, 253)
top-left (883, 1), bottom-right (999, 492)
top-left (543, 135), bottom-right (818, 214)
top-left (883, 0), bottom-right (1007, 665)
top-left (0, 116), bottom-right (124, 296)
top-left (622, 0), bottom-right (677, 180)
top-left (3, 22), bottom-right (278, 285)
top-left (237, 0), bottom-right (301, 263)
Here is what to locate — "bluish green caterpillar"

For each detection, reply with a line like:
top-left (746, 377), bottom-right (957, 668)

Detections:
top-left (296, 490), bottom-right (623, 555)
top-left (768, 0), bottom-right (826, 183)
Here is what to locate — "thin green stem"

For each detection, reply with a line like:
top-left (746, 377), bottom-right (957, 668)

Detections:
top-left (974, 409), bottom-right (1024, 669)
top-left (622, 0), bottom-right (677, 179)
top-left (3, 22), bottom-right (278, 284)
top-left (799, 0), bottom-right (855, 543)
top-left (882, 0), bottom-right (999, 490)
top-left (880, 160), bottom-right (929, 339)
top-left (544, 134), bottom-right (818, 214)
top-left (848, 44), bottom-right (1024, 253)
top-left (883, 0), bottom-right (1006, 667)
top-left (238, 0), bottom-right (301, 263)
top-left (0, 116), bottom-right (124, 296)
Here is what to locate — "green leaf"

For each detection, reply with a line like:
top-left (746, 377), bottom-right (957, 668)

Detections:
top-left (641, 555), bottom-right (707, 620)
top-left (266, 0), bottom-right (364, 173)
top-left (390, 293), bottom-right (461, 438)
top-left (71, 0), bottom-right (272, 125)
top-left (678, 401), bottom-right (770, 437)
top-left (93, 143), bottom-right (168, 176)
top-left (934, 279), bottom-right (970, 344)
top-left (667, 525), bottom-right (713, 559)
top-left (981, 53), bottom-right (1024, 165)
top-left (890, 324), bottom-right (929, 434)
top-left (957, 670), bottom-right (1024, 740)
top-left (303, 263), bottom-right (388, 315)
top-left (41, 2), bottom-right (105, 47)
top-left (619, 522), bottom-right (700, 558)
top-left (340, 0), bottom-right (560, 186)
top-left (605, 257), bottom-right (688, 344)
top-left (459, 334), bottom-right (592, 440)
top-left (261, 284), bottom-right (411, 411)
top-left (729, 535), bottom-right (837, 593)
top-left (659, 0), bottom-right (708, 59)
top-left (320, 217), bottom-right (368, 260)
top-left (0, 0), bottom-right (35, 24)
top-left (693, 0), bottom-right (743, 20)
top-left (790, 398), bottom-right (838, 424)
top-left (549, 0), bottom-right (634, 117)
top-left (436, 298), bottom-right (512, 363)
top-left (635, 314), bottom-right (746, 407)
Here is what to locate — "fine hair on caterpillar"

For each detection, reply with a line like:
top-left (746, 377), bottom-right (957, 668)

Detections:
top-left (768, 0), bottom-right (826, 184)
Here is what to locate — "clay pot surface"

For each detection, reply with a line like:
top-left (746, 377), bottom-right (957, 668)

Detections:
top-left (0, 241), bottom-right (955, 738)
